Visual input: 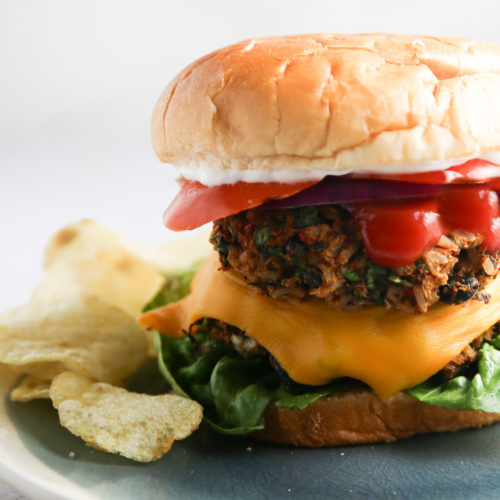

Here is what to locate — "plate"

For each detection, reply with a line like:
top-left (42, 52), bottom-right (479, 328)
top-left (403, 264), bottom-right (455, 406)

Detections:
top-left (2, 364), bottom-right (500, 500)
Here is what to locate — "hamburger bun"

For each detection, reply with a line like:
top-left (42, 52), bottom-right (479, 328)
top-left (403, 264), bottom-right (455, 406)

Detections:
top-left (253, 389), bottom-right (500, 447)
top-left (152, 33), bottom-right (500, 176)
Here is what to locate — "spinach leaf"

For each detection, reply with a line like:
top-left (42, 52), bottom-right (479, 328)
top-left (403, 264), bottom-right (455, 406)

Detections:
top-left (255, 225), bottom-right (271, 247)
top-left (366, 264), bottom-right (388, 290)
top-left (210, 355), bottom-right (275, 429)
top-left (343, 269), bottom-right (362, 282)
top-left (157, 332), bottom-right (277, 434)
top-left (293, 206), bottom-right (319, 229)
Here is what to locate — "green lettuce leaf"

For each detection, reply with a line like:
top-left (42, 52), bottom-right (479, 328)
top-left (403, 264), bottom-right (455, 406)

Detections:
top-left (274, 379), bottom-right (363, 410)
top-left (406, 336), bottom-right (500, 412)
top-left (142, 263), bottom-right (201, 312)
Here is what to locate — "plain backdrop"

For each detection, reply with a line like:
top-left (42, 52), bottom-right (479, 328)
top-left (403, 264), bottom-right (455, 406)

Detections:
top-left (2, 0), bottom-right (500, 310)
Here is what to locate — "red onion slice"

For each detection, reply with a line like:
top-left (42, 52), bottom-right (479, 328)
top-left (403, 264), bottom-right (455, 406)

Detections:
top-left (263, 178), bottom-right (446, 209)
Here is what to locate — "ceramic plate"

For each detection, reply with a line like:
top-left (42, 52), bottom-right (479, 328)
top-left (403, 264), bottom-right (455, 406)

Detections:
top-left (2, 364), bottom-right (500, 500)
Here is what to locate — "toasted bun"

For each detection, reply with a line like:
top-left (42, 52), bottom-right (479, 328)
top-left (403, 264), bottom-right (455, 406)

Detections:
top-left (152, 33), bottom-right (500, 177)
top-left (251, 389), bottom-right (500, 446)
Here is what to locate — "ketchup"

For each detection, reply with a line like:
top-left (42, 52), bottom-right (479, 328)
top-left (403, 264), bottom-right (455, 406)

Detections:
top-left (354, 185), bottom-right (500, 267)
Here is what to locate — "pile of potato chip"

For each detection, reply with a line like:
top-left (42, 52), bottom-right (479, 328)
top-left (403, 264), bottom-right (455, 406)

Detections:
top-left (0, 220), bottom-right (211, 462)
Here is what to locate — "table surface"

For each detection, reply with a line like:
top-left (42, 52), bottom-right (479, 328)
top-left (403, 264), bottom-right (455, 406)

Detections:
top-left (0, 482), bottom-right (27, 499)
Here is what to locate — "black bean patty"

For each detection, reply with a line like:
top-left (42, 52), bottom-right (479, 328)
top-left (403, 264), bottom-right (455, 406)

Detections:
top-left (211, 205), bottom-right (500, 313)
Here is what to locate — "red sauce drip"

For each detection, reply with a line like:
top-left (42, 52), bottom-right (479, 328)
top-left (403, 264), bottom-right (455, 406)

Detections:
top-left (353, 186), bottom-right (500, 267)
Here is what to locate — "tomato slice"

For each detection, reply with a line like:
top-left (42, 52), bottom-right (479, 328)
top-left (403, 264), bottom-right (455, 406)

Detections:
top-left (164, 179), bottom-right (319, 230)
top-left (355, 159), bottom-right (500, 185)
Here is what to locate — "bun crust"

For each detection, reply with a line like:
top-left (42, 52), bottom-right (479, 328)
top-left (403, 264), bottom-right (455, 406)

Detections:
top-left (251, 389), bottom-right (500, 447)
top-left (152, 34), bottom-right (500, 176)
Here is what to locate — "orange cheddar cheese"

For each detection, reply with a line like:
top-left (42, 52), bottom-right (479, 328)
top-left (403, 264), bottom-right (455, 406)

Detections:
top-left (140, 253), bottom-right (500, 399)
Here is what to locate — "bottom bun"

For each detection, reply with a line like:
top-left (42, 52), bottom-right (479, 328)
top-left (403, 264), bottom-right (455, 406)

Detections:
top-left (251, 389), bottom-right (500, 447)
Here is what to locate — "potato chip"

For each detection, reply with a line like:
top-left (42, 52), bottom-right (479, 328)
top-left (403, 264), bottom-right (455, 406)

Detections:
top-left (31, 221), bottom-right (211, 358)
top-left (1, 220), bottom-right (209, 459)
top-left (0, 294), bottom-right (147, 383)
top-left (50, 372), bottom-right (203, 462)
top-left (33, 220), bottom-right (165, 319)
top-left (10, 376), bottom-right (51, 402)
top-left (50, 371), bottom-right (93, 408)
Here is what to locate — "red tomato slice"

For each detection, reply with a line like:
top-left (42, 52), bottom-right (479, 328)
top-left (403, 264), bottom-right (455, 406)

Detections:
top-left (355, 159), bottom-right (500, 184)
top-left (164, 180), bottom-right (319, 230)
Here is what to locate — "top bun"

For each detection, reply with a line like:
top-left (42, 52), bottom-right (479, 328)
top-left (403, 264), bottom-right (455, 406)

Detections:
top-left (151, 33), bottom-right (500, 178)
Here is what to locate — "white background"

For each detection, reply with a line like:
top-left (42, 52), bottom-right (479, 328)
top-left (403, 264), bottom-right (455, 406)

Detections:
top-left (1, 2), bottom-right (500, 495)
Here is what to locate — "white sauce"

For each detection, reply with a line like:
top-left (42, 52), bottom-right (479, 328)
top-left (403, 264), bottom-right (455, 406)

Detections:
top-left (176, 152), bottom-right (500, 186)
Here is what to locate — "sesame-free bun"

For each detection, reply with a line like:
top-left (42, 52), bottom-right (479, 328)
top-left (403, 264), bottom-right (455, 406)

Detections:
top-left (251, 389), bottom-right (500, 447)
top-left (152, 33), bottom-right (500, 177)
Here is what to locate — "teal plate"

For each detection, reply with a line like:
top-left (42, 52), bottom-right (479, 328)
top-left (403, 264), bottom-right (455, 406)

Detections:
top-left (3, 376), bottom-right (500, 500)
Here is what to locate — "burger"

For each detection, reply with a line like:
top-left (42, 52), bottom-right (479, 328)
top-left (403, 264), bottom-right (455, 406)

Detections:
top-left (139, 33), bottom-right (500, 446)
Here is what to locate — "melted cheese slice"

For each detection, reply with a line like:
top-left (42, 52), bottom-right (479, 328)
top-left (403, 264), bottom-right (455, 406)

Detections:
top-left (140, 253), bottom-right (500, 399)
